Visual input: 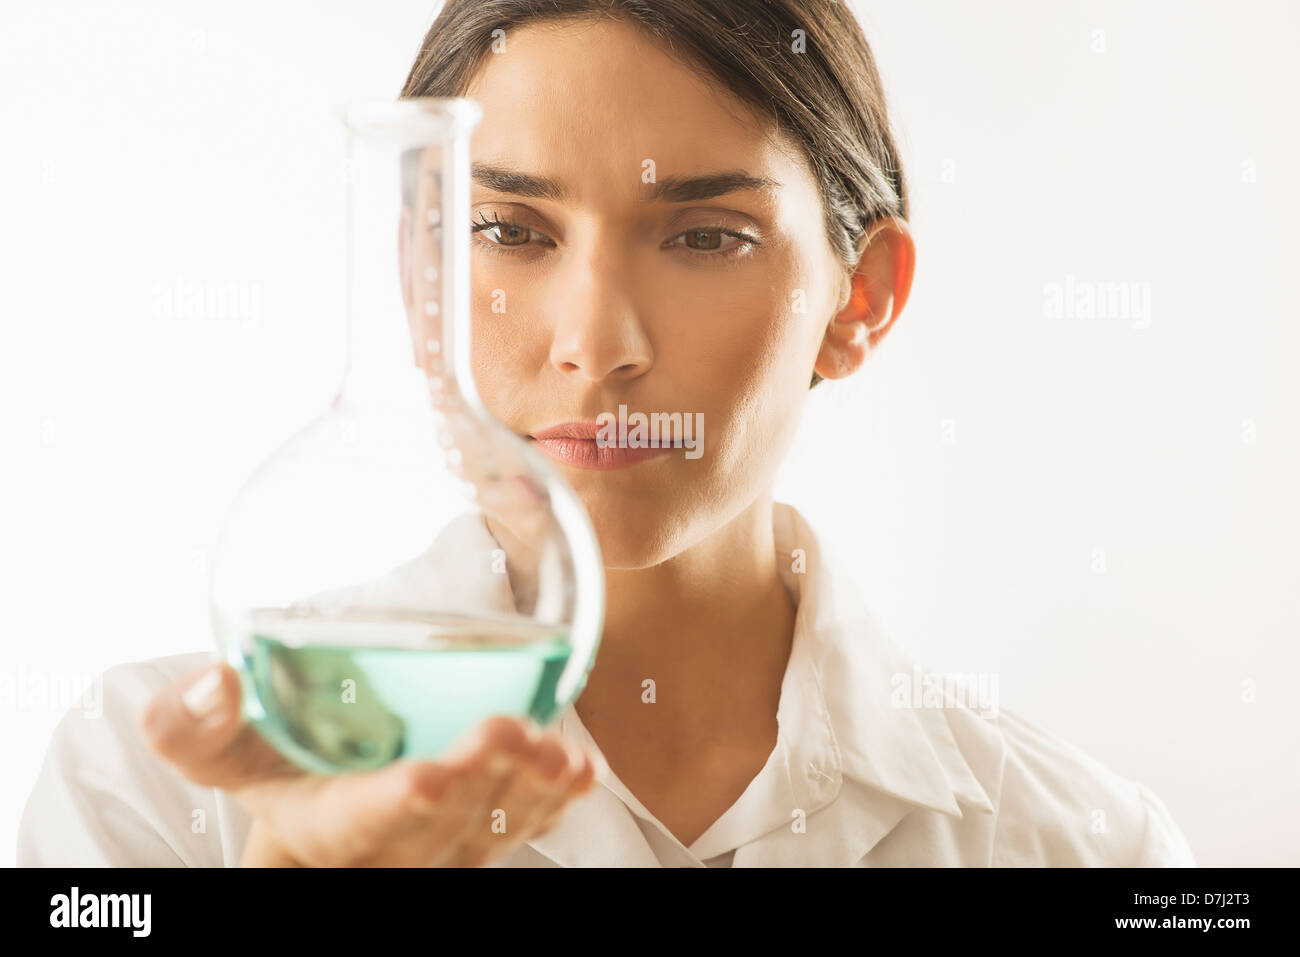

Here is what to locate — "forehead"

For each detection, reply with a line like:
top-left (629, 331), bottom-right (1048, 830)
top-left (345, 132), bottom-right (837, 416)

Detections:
top-left (449, 17), bottom-right (812, 205)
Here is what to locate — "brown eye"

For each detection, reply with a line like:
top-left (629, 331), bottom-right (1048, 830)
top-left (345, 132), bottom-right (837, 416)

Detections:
top-left (487, 223), bottom-right (531, 246)
top-left (472, 213), bottom-right (534, 247)
top-left (683, 229), bottom-right (723, 251)
top-left (669, 226), bottom-right (759, 259)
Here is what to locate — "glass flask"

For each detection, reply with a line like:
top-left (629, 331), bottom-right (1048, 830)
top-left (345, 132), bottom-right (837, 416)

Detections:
top-left (208, 98), bottom-right (604, 775)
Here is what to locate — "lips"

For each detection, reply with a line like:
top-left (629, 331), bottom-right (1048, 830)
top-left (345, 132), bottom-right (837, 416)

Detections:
top-left (527, 420), bottom-right (674, 471)
top-left (529, 421), bottom-right (605, 440)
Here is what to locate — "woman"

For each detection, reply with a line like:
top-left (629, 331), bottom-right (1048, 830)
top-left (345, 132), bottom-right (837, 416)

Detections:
top-left (17, 0), bottom-right (1195, 867)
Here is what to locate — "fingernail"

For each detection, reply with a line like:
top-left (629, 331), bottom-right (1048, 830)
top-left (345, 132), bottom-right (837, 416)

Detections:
top-left (181, 667), bottom-right (224, 719)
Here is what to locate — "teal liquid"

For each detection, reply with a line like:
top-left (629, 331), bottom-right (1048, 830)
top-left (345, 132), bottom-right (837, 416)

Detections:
top-left (229, 609), bottom-right (572, 775)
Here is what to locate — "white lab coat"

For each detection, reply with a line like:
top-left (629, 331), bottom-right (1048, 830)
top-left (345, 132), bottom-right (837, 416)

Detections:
top-left (15, 503), bottom-right (1196, 867)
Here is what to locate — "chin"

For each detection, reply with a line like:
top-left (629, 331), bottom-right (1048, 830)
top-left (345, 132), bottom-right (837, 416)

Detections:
top-left (577, 489), bottom-right (694, 570)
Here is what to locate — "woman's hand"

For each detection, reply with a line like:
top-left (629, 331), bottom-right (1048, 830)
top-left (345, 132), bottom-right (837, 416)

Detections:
top-left (139, 662), bottom-right (599, 867)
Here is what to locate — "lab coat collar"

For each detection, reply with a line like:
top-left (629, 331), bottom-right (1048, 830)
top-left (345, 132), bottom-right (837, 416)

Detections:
top-left (731, 503), bottom-right (996, 866)
top-left (526, 502), bottom-right (995, 867)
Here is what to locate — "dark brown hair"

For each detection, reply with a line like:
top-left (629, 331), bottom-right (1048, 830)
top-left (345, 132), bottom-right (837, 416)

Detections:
top-left (399, 0), bottom-right (908, 387)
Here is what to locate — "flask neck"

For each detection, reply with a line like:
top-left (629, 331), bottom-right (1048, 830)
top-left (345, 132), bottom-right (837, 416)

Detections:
top-left (337, 131), bottom-right (479, 413)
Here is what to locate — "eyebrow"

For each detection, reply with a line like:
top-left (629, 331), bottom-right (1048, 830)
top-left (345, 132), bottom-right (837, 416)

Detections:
top-left (470, 163), bottom-right (780, 203)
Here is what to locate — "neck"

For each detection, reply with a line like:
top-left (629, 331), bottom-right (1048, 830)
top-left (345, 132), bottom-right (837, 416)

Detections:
top-left (575, 495), bottom-right (798, 749)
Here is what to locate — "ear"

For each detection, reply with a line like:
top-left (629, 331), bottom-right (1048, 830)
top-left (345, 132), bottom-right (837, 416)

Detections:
top-left (813, 216), bottom-right (916, 380)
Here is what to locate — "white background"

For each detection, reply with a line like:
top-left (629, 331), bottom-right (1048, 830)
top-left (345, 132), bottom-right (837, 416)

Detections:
top-left (1, 0), bottom-right (1296, 867)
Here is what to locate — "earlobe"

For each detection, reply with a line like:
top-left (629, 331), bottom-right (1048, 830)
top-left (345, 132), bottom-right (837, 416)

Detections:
top-left (812, 217), bottom-right (915, 380)
top-left (813, 311), bottom-right (870, 380)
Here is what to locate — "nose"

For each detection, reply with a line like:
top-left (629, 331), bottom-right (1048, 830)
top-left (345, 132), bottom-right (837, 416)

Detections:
top-left (547, 249), bottom-right (653, 383)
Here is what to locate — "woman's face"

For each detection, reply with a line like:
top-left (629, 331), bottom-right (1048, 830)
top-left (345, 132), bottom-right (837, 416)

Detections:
top-left (406, 18), bottom-right (855, 569)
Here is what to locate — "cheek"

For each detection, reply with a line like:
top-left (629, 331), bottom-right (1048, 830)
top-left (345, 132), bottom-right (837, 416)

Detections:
top-left (685, 264), bottom-right (828, 482)
top-left (670, 323), bottom-right (802, 531)
top-left (467, 268), bottom-right (550, 421)
top-left (664, 264), bottom-right (815, 416)
top-left (472, 307), bottom-right (525, 383)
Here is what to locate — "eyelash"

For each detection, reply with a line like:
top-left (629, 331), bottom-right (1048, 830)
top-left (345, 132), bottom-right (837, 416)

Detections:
top-left (468, 211), bottom-right (759, 262)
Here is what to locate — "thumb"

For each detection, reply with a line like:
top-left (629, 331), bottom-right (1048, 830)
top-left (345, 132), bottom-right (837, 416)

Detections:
top-left (140, 662), bottom-right (293, 788)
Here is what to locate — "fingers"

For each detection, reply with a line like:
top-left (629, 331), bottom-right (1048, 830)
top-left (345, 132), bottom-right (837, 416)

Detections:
top-left (270, 715), bottom-right (538, 868)
top-left (255, 757), bottom-right (455, 866)
top-left (517, 737), bottom-right (599, 827)
top-left (140, 663), bottom-right (298, 791)
top-left (415, 716), bottom-right (541, 866)
top-left (239, 819), bottom-right (304, 868)
top-left (447, 734), bottom-right (599, 866)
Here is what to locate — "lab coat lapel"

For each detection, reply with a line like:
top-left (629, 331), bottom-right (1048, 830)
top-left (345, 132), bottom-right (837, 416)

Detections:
top-left (523, 782), bottom-right (663, 867)
top-left (757, 505), bottom-right (997, 865)
top-left (826, 605), bottom-right (997, 819)
top-left (730, 781), bottom-right (921, 867)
